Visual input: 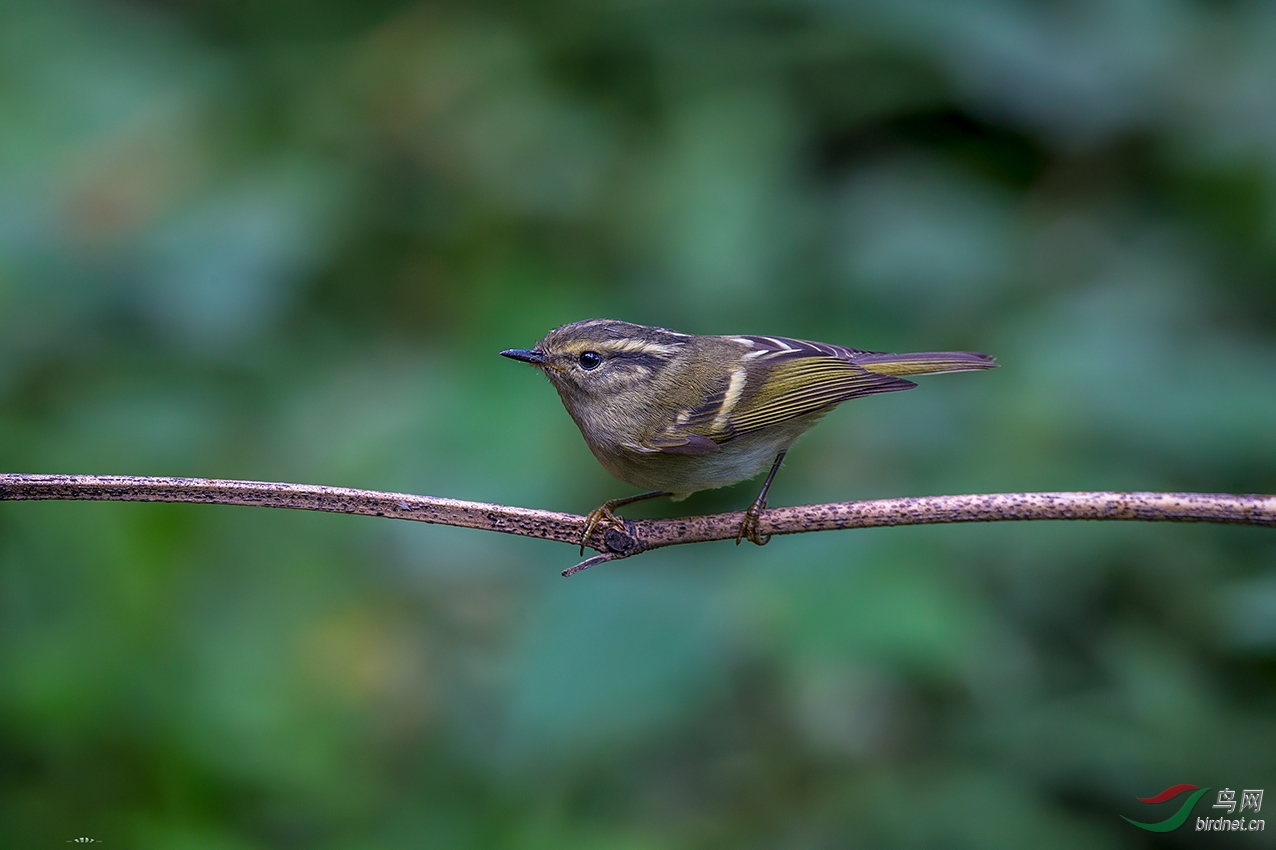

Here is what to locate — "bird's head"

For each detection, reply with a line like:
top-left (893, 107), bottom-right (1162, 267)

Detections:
top-left (501, 319), bottom-right (688, 408)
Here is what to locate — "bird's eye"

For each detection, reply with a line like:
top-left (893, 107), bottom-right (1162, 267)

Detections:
top-left (578, 351), bottom-right (602, 370)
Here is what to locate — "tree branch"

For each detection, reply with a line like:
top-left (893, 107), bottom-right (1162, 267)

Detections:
top-left (1, 474), bottom-right (1272, 576)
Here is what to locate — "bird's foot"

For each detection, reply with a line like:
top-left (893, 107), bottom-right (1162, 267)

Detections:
top-left (736, 502), bottom-right (772, 546)
top-left (581, 502), bottom-right (626, 555)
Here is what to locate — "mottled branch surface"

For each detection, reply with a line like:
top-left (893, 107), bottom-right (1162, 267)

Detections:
top-left (2, 474), bottom-right (1273, 576)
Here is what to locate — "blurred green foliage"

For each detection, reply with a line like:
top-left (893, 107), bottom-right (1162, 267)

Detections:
top-left (2, 0), bottom-right (1275, 847)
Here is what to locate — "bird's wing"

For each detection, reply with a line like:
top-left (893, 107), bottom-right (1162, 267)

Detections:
top-left (733, 334), bottom-right (882, 361)
top-left (644, 336), bottom-right (915, 453)
top-left (640, 368), bottom-right (735, 455)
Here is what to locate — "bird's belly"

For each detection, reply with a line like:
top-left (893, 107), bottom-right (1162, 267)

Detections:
top-left (593, 430), bottom-right (795, 497)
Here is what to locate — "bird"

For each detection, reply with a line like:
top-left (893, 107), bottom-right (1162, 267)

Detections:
top-left (501, 319), bottom-right (996, 551)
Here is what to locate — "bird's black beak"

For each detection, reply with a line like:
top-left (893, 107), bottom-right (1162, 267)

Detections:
top-left (500, 348), bottom-right (548, 366)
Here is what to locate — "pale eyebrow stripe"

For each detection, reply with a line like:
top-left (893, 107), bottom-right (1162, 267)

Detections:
top-left (593, 340), bottom-right (682, 357)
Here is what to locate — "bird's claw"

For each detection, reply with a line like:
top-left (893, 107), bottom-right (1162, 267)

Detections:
top-left (736, 504), bottom-right (772, 546)
top-left (581, 504), bottom-right (624, 555)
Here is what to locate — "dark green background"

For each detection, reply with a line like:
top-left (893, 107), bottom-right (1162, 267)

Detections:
top-left (2, 0), bottom-right (1274, 847)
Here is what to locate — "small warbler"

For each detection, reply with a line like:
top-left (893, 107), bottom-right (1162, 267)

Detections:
top-left (502, 319), bottom-right (996, 550)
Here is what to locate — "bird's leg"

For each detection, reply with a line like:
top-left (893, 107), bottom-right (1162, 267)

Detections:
top-left (581, 490), bottom-right (670, 554)
top-left (737, 451), bottom-right (786, 546)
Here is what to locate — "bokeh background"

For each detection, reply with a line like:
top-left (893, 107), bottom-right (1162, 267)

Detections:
top-left (3, 0), bottom-right (1275, 847)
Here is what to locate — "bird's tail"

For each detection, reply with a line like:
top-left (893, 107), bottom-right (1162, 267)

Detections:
top-left (853, 350), bottom-right (997, 377)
